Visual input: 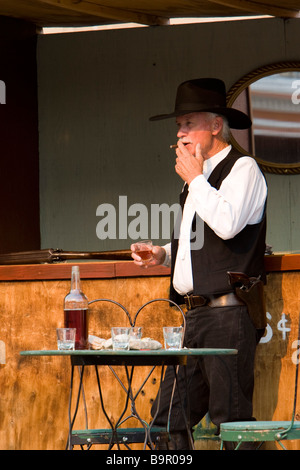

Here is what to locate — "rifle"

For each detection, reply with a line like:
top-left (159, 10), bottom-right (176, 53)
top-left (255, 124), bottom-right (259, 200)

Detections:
top-left (0, 248), bottom-right (133, 265)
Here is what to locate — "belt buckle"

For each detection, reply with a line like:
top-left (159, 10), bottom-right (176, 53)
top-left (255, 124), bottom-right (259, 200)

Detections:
top-left (185, 293), bottom-right (193, 310)
top-left (185, 293), bottom-right (207, 310)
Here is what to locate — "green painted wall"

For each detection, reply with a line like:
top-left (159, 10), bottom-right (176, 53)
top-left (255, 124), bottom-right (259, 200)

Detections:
top-left (37, 18), bottom-right (300, 254)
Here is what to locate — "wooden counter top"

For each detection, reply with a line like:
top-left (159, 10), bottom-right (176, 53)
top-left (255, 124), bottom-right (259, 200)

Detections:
top-left (0, 254), bottom-right (299, 281)
top-left (1, 253), bottom-right (300, 451)
top-left (0, 260), bottom-right (170, 281)
top-left (264, 253), bottom-right (300, 272)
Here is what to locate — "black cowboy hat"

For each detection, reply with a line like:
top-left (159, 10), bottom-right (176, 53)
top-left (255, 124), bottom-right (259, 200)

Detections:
top-left (149, 78), bottom-right (251, 129)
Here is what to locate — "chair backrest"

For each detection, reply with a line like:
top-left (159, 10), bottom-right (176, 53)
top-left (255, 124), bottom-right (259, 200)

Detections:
top-left (88, 298), bottom-right (132, 341)
top-left (87, 297), bottom-right (186, 348)
top-left (132, 298), bottom-right (186, 347)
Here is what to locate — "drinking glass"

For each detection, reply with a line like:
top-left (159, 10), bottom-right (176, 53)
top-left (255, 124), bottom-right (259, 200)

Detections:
top-left (111, 327), bottom-right (130, 351)
top-left (130, 326), bottom-right (143, 340)
top-left (163, 326), bottom-right (183, 350)
top-left (56, 328), bottom-right (76, 350)
top-left (133, 240), bottom-right (153, 265)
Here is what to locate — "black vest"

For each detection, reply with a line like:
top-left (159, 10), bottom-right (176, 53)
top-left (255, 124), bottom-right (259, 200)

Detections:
top-left (169, 148), bottom-right (267, 305)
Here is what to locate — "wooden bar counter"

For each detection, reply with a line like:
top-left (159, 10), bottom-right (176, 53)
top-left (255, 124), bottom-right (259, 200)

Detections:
top-left (0, 254), bottom-right (299, 450)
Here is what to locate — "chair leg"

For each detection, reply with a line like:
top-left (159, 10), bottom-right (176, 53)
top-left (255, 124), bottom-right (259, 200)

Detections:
top-left (222, 440), bottom-right (261, 450)
top-left (277, 441), bottom-right (287, 450)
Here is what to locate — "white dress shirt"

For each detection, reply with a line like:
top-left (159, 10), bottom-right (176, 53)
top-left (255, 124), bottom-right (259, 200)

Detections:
top-left (163, 145), bottom-right (268, 295)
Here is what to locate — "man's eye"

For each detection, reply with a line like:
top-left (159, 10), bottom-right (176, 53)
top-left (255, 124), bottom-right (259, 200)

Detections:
top-left (176, 120), bottom-right (193, 129)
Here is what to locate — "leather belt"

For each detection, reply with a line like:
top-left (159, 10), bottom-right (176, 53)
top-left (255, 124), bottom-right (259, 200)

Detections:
top-left (184, 292), bottom-right (245, 310)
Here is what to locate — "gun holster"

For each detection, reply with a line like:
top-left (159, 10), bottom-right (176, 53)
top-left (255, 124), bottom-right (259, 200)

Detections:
top-left (227, 271), bottom-right (267, 330)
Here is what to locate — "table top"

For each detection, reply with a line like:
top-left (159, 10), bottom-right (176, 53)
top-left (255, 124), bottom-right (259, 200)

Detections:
top-left (20, 348), bottom-right (237, 366)
top-left (20, 348), bottom-right (237, 356)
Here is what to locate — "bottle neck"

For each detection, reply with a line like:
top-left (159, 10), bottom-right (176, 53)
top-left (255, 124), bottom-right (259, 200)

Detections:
top-left (70, 266), bottom-right (81, 292)
top-left (64, 266), bottom-right (88, 310)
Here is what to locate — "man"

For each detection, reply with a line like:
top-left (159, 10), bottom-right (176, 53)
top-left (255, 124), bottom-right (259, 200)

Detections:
top-left (131, 78), bottom-right (267, 450)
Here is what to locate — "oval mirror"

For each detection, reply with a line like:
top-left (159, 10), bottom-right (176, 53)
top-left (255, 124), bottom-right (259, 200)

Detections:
top-left (227, 62), bottom-right (300, 174)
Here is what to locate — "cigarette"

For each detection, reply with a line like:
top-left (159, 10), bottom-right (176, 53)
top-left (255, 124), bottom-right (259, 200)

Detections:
top-left (169, 142), bottom-right (191, 149)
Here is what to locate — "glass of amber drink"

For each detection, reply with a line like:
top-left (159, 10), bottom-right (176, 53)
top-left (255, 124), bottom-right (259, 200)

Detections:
top-left (133, 240), bottom-right (153, 265)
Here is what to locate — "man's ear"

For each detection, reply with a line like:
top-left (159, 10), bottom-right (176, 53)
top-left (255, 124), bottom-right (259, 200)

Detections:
top-left (212, 116), bottom-right (223, 135)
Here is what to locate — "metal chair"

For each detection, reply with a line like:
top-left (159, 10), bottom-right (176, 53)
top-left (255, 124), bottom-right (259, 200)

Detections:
top-left (220, 314), bottom-right (300, 450)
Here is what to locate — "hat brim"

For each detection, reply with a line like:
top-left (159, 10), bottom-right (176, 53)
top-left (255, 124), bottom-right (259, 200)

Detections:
top-left (149, 106), bottom-right (251, 130)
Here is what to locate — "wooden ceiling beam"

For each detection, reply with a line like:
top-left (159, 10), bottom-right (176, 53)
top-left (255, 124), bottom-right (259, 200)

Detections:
top-left (208, 0), bottom-right (300, 18)
top-left (38, 0), bottom-right (170, 25)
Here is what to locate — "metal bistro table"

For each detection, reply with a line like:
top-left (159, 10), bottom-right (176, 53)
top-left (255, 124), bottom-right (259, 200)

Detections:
top-left (20, 348), bottom-right (237, 450)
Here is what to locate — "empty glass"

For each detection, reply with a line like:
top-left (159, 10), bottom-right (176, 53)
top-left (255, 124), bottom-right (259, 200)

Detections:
top-left (56, 328), bottom-right (76, 350)
top-left (111, 327), bottom-right (130, 351)
top-left (163, 326), bottom-right (183, 350)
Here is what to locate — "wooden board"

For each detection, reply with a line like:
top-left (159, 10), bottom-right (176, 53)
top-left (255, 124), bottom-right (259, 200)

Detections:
top-left (0, 276), bottom-right (177, 450)
top-left (0, 270), bottom-right (300, 449)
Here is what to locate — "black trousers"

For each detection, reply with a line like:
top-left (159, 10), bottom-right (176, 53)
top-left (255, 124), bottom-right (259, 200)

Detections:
top-left (151, 304), bottom-right (259, 433)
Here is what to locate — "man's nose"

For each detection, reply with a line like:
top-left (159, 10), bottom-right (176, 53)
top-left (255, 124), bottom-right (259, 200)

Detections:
top-left (177, 127), bottom-right (186, 138)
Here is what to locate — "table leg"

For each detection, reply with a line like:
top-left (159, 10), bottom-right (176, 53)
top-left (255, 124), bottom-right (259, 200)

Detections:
top-left (106, 365), bottom-right (156, 449)
top-left (94, 364), bottom-right (124, 449)
top-left (67, 360), bottom-right (188, 450)
top-left (172, 364), bottom-right (194, 449)
top-left (67, 365), bottom-right (85, 450)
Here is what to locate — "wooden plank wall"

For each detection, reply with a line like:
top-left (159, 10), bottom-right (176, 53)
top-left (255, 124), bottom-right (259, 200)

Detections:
top-left (0, 260), bottom-right (300, 450)
top-left (0, 274), bottom-right (174, 450)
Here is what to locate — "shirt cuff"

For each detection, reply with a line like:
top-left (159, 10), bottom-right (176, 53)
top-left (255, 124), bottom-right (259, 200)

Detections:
top-left (162, 243), bottom-right (171, 267)
top-left (189, 174), bottom-right (206, 192)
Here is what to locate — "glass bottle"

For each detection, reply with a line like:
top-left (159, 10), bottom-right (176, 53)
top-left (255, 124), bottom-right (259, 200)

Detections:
top-left (64, 265), bottom-right (89, 350)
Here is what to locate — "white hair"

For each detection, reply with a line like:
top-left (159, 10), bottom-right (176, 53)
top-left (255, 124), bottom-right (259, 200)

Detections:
top-left (206, 112), bottom-right (231, 142)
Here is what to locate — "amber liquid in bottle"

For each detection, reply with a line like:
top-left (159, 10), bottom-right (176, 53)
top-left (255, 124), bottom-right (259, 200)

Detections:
top-left (64, 266), bottom-right (89, 350)
top-left (64, 309), bottom-right (88, 350)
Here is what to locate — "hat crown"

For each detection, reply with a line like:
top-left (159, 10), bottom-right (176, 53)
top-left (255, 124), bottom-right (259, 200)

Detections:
top-left (149, 77), bottom-right (252, 129)
top-left (175, 78), bottom-right (226, 112)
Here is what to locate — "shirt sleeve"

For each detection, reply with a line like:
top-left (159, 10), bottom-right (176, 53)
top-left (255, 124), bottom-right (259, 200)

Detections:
top-left (188, 156), bottom-right (267, 240)
top-left (162, 242), bottom-right (172, 267)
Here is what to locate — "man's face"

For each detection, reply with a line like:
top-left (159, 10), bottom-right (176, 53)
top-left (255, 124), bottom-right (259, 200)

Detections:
top-left (176, 112), bottom-right (216, 157)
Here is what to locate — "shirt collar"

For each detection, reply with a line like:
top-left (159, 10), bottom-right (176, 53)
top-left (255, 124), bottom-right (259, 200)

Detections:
top-left (203, 145), bottom-right (232, 179)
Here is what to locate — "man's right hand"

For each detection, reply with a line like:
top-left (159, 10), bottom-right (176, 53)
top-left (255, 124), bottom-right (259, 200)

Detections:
top-left (131, 243), bottom-right (166, 267)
